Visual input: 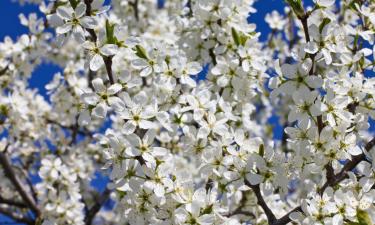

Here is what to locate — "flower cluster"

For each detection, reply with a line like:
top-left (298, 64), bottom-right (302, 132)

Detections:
top-left (0, 0), bottom-right (374, 225)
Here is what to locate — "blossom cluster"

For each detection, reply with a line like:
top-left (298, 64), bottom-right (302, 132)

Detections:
top-left (0, 0), bottom-right (374, 225)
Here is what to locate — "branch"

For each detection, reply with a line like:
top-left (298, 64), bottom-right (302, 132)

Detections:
top-left (244, 179), bottom-right (277, 224)
top-left (129, 0), bottom-right (139, 21)
top-left (319, 137), bottom-right (375, 195)
top-left (84, 188), bottom-right (111, 225)
top-left (0, 196), bottom-right (27, 208)
top-left (298, 15), bottom-right (324, 134)
top-left (0, 149), bottom-right (40, 217)
top-left (275, 137), bottom-right (375, 225)
top-left (273, 206), bottom-right (302, 225)
top-left (0, 206), bottom-right (34, 225)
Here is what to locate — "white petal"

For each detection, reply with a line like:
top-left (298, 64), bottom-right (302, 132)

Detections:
top-left (107, 83), bottom-right (122, 95)
top-left (56, 6), bottom-right (74, 20)
top-left (78, 110), bottom-right (91, 126)
top-left (139, 120), bottom-right (156, 129)
top-left (81, 93), bottom-right (99, 105)
top-left (125, 147), bottom-right (141, 157)
top-left (90, 54), bottom-right (104, 71)
top-left (140, 66), bottom-right (152, 77)
top-left (92, 78), bottom-right (106, 93)
top-left (47, 14), bottom-right (64, 27)
top-left (281, 64), bottom-right (297, 79)
top-left (80, 16), bottom-right (98, 29)
top-left (246, 173), bottom-right (263, 185)
top-left (92, 103), bottom-right (107, 118)
top-left (305, 76), bottom-right (323, 88)
top-left (315, 0), bottom-right (335, 7)
top-left (123, 121), bottom-right (136, 135)
top-left (304, 41), bottom-right (319, 54)
top-left (152, 147), bottom-right (167, 157)
top-left (187, 62), bottom-right (202, 74)
top-left (100, 44), bottom-right (118, 56)
top-left (143, 129), bottom-right (156, 145)
top-left (56, 23), bottom-right (72, 34)
top-left (108, 97), bottom-right (125, 111)
top-left (75, 3), bottom-right (87, 18)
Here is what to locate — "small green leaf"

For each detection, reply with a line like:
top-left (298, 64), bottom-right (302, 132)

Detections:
top-left (357, 209), bottom-right (372, 225)
top-left (285, 0), bottom-right (305, 18)
top-left (134, 45), bottom-right (148, 59)
top-left (68, 0), bottom-right (79, 9)
top-left (259, 144), bottom-right (264, 157)
top-left (105, 20), bottom-right (117, 44)
top-left (231, 28), bottom-right (241, 46)
top-left (319, 18), bottom-right (331, 33)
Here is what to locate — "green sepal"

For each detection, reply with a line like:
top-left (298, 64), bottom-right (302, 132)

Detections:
top-left (134, 45), bottom-right (148, 59)
top-left (259, 144), bottom-right (264, 157)
top-left (68, 0), bottom-right (79, 9)
top-left (105, 20), bottom-right (117, 44)
top-left (319, 18), bottom-right (331, 33)
top-left (357, 209), bottom-right (372, 225)
top-left (285, 0), bottom-right (305, 18)
top-left (232, 28), bottom-right (241, 46)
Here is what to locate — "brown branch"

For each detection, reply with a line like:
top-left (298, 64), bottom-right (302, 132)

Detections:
top-left (83, 0), bottom-right (97, 42)
top-left (273, 206), bottom-right (302, 225)
top-left (84, 188), bottom-right (111, 225)
top-left (0, 148), bottom-right (40, 217)
top-left (129, 0), bottom-right (139, 21)
top-left (275, 137), bottom-right (375, 225)
top-left (299, 15), bottom-right (324, 134)
top-left (104, 56), bottom-right (115, 85)
top-left (319, 137), bottom-right (375, 195)
top-left (244, 179), bottom-right (277, 224)
top-left (46, 119), bottom-right (92, 136)
top-left (0, 196), bottom-right (28, 208)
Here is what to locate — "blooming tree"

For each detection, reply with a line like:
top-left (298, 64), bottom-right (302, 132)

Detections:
top-left (1, 0), bottom-right (375, 224)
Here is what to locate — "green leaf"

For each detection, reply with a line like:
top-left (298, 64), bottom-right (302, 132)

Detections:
top-left (68, 0), bottom-right (79, 9)
top-left (347, 0), bottom-right (362, 11)
top-left (319, 18), bottom-right (331, 33)
top-left (357, 209), bottom-right (372, 225)
top-left (285, 0), bottom-right (305, 18)
top-left (259, 144), bottom-right (264, 157)
top-left (232, 28), bottom-right (241, 46)
top-left (134, 45), bottom-right (148, 59)
top-left (105, 20), bottom-right (117, 44)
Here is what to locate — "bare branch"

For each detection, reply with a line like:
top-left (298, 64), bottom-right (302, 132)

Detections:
top-left (0, 196), bottom-right (27, 208)
top-left (244, 179), bottom-right (277, 224)
top-left (85, 188), bottom-right (111, 225)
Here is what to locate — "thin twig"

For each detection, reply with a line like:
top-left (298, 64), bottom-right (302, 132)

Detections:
top-left (0, 196), bottom-right (28, 208)
top-left (0, 147), bottom-right (40, 217)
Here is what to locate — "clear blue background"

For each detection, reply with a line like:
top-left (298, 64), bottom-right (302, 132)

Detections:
top-left (0, 0), bottom-right (372, 223)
